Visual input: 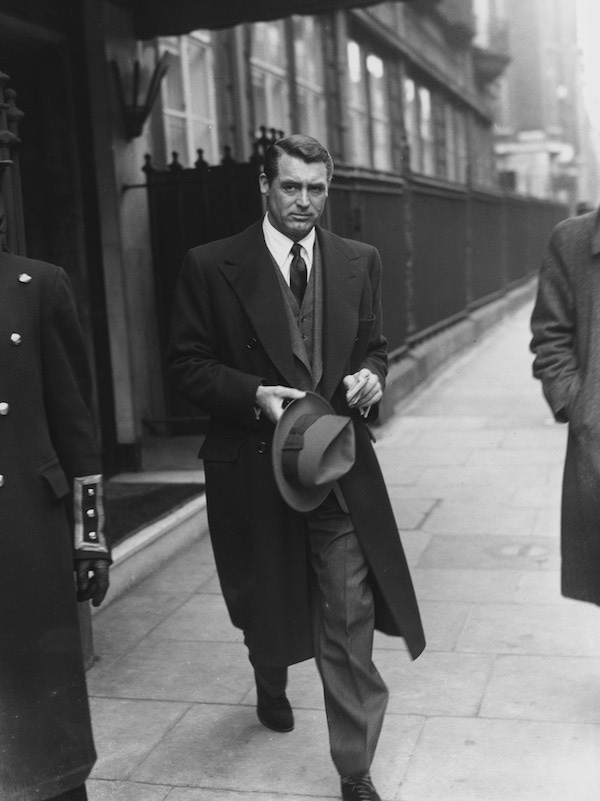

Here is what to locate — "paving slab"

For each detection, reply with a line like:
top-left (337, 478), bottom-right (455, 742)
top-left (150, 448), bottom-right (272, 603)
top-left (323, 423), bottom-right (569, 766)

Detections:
top-left (398, 717), bottom-right (600, 801)
top-left (480, 654), bottom-right (600, 723)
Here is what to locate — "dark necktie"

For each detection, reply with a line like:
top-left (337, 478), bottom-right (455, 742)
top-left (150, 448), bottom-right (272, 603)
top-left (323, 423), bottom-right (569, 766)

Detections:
top-left (290, 242), bottom-right (307, 306)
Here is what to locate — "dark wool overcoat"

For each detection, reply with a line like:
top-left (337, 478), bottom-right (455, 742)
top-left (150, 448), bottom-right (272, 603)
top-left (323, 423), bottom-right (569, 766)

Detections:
top-left (169, 221), bottom-right (425, 665)
top-left (531, 208), bottom-right (600, 606)
top-left (0, 253), bottom-right (100, 800)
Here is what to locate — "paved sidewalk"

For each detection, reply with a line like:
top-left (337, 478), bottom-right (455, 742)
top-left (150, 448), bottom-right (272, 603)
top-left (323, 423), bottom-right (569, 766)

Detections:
top-left (86, 303), bottom-right (600, 801)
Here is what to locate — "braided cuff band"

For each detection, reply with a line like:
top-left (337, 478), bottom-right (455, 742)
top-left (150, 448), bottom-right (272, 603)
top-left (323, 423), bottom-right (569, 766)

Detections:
top-left (73, 474), bottom-right (109, 555)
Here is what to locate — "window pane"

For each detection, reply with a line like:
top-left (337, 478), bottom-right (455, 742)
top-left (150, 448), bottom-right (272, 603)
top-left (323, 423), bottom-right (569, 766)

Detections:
top-left (445, 103), bottom-right (457, 181)
top-left (293, 16), bottom-right (324, 86)
top-left (367, 54), bottom-right (391, 170)
top-left (347, 41), bottom-right (368, 111)
top-left (348, 109), bottom-right (370, 167)
top-left (165, 115), bottom-right (187, 161)
top-left (297, 86), bottom-right (327, 144)
top-left (252, 21), bottom-right (287, 68)
top-left (251, 66), bottom-right (289, 133)
top-left (191, 120), bottom-right (217, 163)
top-left (187, 40), bottom-right (212, 118)
top-left (372, 121), bottom-right (392, 171)
top-left (164, 51), bottom-right (185, 111)
top-left (404, 78), bottom-right (421, 171)
top-left (419, 86), bottom-right (435, 176)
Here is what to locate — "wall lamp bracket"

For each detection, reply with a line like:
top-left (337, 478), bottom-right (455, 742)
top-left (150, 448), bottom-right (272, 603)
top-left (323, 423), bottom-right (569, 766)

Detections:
top-left (111, 53), bottom-right (169, 140)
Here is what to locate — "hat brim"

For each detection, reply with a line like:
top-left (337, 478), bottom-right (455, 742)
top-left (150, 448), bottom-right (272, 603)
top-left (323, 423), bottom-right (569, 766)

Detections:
top-left (272, 392), bottom-right (337, 513)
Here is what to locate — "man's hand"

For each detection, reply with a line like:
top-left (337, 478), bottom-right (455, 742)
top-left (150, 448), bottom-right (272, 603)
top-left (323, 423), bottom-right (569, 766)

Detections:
top-left (343, 369), bottom-right (382, 411)
top-left (76, 559), bottom-right (110, 607)
top-left (255, 385), bottom-right (306, 424)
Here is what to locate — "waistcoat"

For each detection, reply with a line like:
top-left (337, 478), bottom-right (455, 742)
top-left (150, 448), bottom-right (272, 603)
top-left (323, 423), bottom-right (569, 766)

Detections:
top-left (272, 239), bottom-right (324, 392)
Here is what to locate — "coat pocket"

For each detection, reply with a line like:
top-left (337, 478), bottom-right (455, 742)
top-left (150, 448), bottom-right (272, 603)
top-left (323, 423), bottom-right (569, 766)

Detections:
top-left (198, 437), bottom-right (242, 462)
top-left (39, 459), bottom-right (71, 499)
top-left (355, 315), bottom-right (376, 341)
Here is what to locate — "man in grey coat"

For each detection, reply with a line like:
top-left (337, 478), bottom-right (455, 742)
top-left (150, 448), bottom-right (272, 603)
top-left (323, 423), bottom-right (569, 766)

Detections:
top-left (530, 205), bottom-right (600, 607)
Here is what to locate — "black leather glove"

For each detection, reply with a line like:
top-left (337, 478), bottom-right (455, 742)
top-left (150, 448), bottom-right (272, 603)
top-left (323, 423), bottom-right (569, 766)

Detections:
top-left (76, 558), bottom-right (110, 607)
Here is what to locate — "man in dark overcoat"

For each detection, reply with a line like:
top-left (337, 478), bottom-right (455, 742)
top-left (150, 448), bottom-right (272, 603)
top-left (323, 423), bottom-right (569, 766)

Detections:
top-left (168, 135), bottom-right (425, 801)
top-left (531, 205), bottom-right (600, 607)
top-left (0, 244), bottom-right (111, 801)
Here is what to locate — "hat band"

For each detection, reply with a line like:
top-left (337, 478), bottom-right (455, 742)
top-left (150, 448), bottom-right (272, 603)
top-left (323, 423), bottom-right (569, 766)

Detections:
top-left (281, 414), bottom-right (320, 488)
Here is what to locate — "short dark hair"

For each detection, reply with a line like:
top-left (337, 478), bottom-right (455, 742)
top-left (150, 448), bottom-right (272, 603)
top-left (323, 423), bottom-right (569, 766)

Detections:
top-left (263, 135), bottom-right (334, 184)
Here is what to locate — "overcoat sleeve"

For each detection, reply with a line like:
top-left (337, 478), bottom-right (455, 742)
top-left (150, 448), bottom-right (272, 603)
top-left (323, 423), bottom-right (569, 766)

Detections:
top-left (355, 246), bottom-right (388, 422)
top-left (167, 249), bottom-right (263, 426)
top-left (530, 225), bottom-right (580, 423)
top-left (42, 267), bottom-right (100, 475)
top-left (41, 266), bottom-right (109, 560)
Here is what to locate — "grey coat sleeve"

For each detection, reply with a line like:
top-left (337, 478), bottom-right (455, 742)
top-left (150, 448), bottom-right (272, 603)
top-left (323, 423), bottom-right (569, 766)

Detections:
top-left (530, 225), bottom-right (580, 423)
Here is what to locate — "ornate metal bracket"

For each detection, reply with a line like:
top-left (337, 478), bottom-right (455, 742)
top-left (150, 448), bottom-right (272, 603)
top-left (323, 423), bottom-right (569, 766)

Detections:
top-left (0, 71), bottom-right (25, 253)
top-left (111, 54), bottom-right (169, 140)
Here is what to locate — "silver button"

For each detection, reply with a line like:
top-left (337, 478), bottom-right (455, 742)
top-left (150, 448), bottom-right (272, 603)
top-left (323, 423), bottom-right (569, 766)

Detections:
top-left (10, 333), bottom-right (22, 345)
top-left (0, 402), bottom-right (9, 416)
top-left (87, 488), bottom-right (95, 496)
top-left (18, 273), bottom-right (32, 283)
top-left (89, 531), bottom-right (97, 540)
top-left (86, 509), bottom-right (95, 518)
top-left (0, 475), bottom-right (4, 487)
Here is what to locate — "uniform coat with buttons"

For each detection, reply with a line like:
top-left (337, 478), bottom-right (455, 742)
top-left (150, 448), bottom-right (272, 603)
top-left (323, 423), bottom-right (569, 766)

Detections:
top-left (0, 252), bottom-right (100, 800)
top-left (531, 208), bottom-right (600, 606)
top-left (168, 221), bottom-right (425, 665)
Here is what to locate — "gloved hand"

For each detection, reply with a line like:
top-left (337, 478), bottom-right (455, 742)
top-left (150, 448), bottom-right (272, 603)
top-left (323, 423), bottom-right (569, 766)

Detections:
top-left (76, 558), bottom-right (110, 607)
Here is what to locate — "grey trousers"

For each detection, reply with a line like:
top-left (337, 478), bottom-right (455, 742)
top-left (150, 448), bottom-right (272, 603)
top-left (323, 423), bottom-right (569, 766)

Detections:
top-left (306, 494), bottom-right (389, 777)
top-left (252, 495), bottom-right (388, 776)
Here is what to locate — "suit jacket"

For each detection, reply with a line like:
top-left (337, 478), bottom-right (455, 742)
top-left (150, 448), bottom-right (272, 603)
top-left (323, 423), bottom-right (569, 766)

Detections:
top-left (169, 221), bottom-right (425, 663)
top-left (531, 208), bottom-right (600, 606)
top-left (0, 252), bottom-right (99, 799)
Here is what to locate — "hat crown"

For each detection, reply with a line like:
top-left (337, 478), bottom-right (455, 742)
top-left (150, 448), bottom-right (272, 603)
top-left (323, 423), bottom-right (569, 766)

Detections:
top-left (273, 393), bottom-right (356, 512)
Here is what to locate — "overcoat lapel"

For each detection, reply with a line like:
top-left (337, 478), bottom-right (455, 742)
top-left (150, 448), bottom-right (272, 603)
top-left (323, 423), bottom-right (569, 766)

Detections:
top-left (318, 227), bottom-right (364, 399)
top-left (219, 222), bottom-right (297, 387)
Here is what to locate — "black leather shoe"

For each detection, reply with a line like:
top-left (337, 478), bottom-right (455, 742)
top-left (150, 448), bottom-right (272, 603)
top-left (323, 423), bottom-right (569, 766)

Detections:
top-left (256, 692), bottom-right (294, 732)
top-left (341, 773), bottom-right (382, 801)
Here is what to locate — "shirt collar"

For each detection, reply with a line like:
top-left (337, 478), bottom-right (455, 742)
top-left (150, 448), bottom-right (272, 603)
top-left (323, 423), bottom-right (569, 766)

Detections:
top-left (262, 213), bottom-right (315, 269)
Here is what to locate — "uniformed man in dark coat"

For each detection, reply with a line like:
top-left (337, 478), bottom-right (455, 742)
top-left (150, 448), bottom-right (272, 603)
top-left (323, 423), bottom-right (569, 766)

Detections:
top-left (0, 233), bottom-right (111, 801)
top-left (168, 135), bottom-right (424, 801)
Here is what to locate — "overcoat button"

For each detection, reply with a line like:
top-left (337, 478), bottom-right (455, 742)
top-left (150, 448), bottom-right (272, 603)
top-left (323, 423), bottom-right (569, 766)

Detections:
top-left (0, 475), bottom-right (4, 487)
top-left (246, 337), bottom-right (258, 350)
top-left (257, 441), bottom-right (267, 454)
top-left (86, 509), bottom-right (95, 518)
top-left (10, 333), bottom-right (22, 345)
top-left (0, 402), bottom-right (9, 415)
top-left (18, 273), bottom-right (32, 283)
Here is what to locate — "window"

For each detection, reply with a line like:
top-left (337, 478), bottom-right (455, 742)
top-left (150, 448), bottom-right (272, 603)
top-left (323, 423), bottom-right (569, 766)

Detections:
top-left (404, 76), bottom-right (469, 184)
top-left (250, 17), bottom-right (327, 143)
top-left (159, 32), bottom-right (219, 166)
top-left (293, 16), bottom-right (327, 143)
top-left (347, 39), bottom-right (392, 171)
top-left (250, 21), bottom-right (290, 135)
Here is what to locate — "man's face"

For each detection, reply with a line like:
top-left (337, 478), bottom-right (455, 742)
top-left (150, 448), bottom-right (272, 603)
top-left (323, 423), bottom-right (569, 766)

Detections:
top-left (259, 153), bottom-right (329, 241)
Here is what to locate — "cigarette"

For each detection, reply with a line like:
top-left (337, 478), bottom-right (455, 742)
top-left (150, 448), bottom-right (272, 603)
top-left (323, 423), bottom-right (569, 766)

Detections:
top-left (347, 375), bottom-right (368, 400)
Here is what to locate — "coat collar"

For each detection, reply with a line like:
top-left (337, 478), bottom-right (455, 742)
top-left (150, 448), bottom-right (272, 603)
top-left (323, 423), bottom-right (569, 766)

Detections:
top-left (218, 222), bottom-right (366, 398)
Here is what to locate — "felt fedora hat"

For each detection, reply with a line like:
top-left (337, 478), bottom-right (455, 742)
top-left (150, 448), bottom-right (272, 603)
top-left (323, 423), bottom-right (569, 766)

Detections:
top-left (272, 392), bottom-right (356, 513)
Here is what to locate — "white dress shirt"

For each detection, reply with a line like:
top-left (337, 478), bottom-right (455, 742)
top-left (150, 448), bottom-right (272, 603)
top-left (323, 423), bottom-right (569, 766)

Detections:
top-left (262, 213), bottom-right (315, 284)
